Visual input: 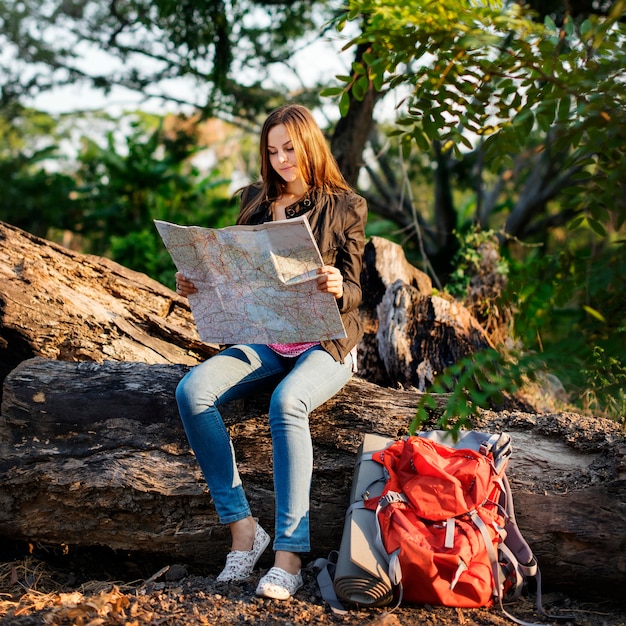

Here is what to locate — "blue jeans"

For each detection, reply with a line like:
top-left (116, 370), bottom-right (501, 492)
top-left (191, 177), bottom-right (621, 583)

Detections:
top-left (176, 344), bottom-right (353, 553)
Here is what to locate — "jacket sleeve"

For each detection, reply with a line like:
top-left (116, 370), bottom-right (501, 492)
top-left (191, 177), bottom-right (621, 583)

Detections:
top-left (336, 193), bottom-right (368, 315)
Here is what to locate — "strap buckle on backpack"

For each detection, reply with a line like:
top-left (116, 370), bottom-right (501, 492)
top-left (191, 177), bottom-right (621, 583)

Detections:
top-left (479, 433), bottom-right (501, 457)
top-left (379, 491), bottom-right (408, 508)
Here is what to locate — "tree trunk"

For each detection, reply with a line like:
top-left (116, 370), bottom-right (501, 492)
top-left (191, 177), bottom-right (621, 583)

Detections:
top-left (376, 282), bottom-right (494, 390)
top-left (330, 41), bottom-right (380, 187)
top-left (1, 357), bottom-right (624, 601)
top-left (359, 236), bottom-right (434, 387)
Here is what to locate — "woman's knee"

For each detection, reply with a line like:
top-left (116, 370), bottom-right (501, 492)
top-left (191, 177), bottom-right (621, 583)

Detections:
top-left (176, 370), bottom-right (216, 418)
top-left (269, 388), bottom-right (309, 424)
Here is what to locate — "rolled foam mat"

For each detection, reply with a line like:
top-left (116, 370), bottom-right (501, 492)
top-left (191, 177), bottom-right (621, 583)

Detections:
top-left (333, 433), bottom-right (395, 607)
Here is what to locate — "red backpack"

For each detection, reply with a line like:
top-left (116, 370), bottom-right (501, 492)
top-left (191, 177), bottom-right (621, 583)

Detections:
top-left (315, 431), bottom-right (568, 625)
top-left (366, 431), bottom-right (554, 624)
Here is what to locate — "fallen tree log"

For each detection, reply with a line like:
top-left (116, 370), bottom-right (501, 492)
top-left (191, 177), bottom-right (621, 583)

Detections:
top-left (2, 221), bottom-right (624, 601)
top-left (0, 221), bottom-right (493, 397)
top-left (1, 358), bottom-right (624, 601)
top-left (0, 221), bottom-right (215, 389)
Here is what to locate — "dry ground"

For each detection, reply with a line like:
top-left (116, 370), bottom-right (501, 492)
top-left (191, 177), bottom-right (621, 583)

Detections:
top-left (1, 545), bottom-right (624, 626)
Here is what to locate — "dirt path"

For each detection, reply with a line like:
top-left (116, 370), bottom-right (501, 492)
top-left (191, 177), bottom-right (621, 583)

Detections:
top-left (1, 550), bottom-right (624, 626)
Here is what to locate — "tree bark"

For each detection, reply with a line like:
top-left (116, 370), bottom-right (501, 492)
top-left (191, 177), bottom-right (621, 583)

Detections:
top-left (1, 357), bottom-right (624, 600)
top-left (0, 220), bottom-right (215, 391)
top-left (330, 41), bottom-right (380, 187)
top-left (376, 281), bottom-right (493, 390)
top-left (359, 236), bottom-right (433, 386)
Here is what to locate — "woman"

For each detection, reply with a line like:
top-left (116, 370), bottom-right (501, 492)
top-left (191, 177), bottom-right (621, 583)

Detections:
top-left (175, 104), bottom-right (367, 600)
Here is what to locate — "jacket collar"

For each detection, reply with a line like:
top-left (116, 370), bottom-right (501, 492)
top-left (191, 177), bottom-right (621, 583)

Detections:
top-left (256, 189), bottom-right (320, 223)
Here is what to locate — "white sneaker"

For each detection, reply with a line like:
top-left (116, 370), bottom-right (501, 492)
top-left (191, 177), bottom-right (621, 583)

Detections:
top-left (255, 566), bottom-right (303, 600)
top-left (216, 520), bottom-right (271, 582)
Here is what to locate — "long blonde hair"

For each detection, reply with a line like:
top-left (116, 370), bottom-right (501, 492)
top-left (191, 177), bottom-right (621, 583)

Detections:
top-left (237, 104), bottom-right (350, 224)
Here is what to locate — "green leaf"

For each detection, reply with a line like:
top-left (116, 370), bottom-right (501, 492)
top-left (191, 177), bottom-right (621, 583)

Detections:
top-left (339, 91), bottom-right (351, 118)
top-left (513, 110), bottom-right (534, 142)
top-left (413, 127), bottom-right (431, 152)
top-left (352, 61), bottom-right (366, 76)
top-left (583, 305), bottom-right (607, 323)
top-left (544, 16), bottom-right (557, 31)
top-left (580, 19), bottom-right (592, 39)
top-left (557, 97), bottom-right (572, 123)
top-left (362, 51), bottom-right (376, 65)
top-left (352, 75), bottom-right (369, 100)
top-left (588, 218), bottom-right (608, 237)
top-left (401, 133), bottom-right (412, 159)
top-left (371, 69), bottom-right (385, 92)
top-left (422, 115), bottom-right (440, 140)
top-left (458, 133), bottom-right (473, 150)
top-left (320, 87), bottom-right (344, 97)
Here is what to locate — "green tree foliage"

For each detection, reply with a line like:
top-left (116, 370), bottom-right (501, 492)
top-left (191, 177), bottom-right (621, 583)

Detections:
top-left (0, 106), bottom-right (82, 237)
top-left (0, 0), bottom-right (336, 119)
top-left (73, 117), bottom-right (240, 285)
top-left (0, 108), bottom-right (241, 287)
top-left (333, 0), bottom-right (626, 421)
top-left (508, 239), bottom-right (626, 417)
top-left (336, 0), bottom-right (625, 241)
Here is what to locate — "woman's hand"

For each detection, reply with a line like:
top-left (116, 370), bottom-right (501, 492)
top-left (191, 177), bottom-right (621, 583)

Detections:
top-left (175, 272), bottom-right (198, 298)
top-left (317, 265), bottom-right (343, 300)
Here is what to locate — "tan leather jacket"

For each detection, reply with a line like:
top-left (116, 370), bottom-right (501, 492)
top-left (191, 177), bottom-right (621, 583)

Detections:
top-left (240, 183), bottom-right (368, 362)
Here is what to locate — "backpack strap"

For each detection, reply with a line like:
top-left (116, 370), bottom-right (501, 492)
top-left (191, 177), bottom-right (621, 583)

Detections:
top-left (313, 553), bottom-right (349, 616)
top-left (470, 509), bottom-right (554, 626)
top-left (498, 542), bottom-right (525, 600)
top-left (468, 510), bottom-right (504, 602)
top-left (500, 474), bottom-right (574, 623)
top-left (374, 492), bottom-right (406, 587)
top-left (374, 493), bottom-right (405, 609)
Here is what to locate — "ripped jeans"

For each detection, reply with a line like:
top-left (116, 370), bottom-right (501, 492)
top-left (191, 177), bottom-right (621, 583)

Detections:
top-left (175, 343), bottom-right (353, 553)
